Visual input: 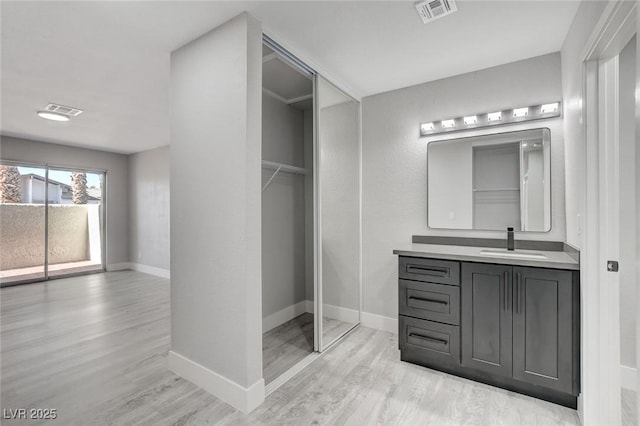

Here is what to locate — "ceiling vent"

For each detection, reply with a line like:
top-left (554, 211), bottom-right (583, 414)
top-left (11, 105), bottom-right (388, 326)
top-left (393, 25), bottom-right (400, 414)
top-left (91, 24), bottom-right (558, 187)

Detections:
top-left (415, 0), bottom-right (458, 24)
top-left (42, 103), bottom-right (84, 117)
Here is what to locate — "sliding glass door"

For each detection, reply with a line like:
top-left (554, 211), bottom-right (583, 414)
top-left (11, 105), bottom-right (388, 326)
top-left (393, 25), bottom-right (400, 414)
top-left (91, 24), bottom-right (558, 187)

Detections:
top-left (0, 164), bottom-right (47, 284)
top-left (0, 162), bottom-right (106, 286)
top-left (47, 168), bottom-right (105, 278)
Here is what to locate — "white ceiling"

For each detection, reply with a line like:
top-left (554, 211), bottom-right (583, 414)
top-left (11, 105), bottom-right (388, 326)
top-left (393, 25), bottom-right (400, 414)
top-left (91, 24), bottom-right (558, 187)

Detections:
top-left (1, 1), bottom-right (580, 154)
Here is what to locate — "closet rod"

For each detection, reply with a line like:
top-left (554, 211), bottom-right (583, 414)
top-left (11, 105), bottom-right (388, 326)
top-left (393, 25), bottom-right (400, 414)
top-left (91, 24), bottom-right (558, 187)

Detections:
top-left (262, 160), bottom-right (309, 192)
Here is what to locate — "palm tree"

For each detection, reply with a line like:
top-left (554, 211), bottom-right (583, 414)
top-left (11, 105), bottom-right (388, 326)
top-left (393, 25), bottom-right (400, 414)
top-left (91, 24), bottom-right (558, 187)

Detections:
top-left (0, 165), bottom-right (22, 203)
top-left (71, 172), bottom-right (88, 204)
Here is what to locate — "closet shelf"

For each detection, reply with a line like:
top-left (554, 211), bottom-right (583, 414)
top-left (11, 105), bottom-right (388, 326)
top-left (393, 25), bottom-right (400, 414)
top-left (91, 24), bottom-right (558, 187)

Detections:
top-left (473, 188), bottom-right (520, 192)
top-left (262, 160), bottom-right (308, 175)
top-left (262, 160), bottom-right (309, 192)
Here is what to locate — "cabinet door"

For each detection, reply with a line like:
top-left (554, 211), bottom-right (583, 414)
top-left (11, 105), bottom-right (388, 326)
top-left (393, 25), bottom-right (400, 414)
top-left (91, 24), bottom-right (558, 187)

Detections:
top-left (512, 267), bottom-right (574, 393)
top-left (461, 263), bottom-right (512, 378)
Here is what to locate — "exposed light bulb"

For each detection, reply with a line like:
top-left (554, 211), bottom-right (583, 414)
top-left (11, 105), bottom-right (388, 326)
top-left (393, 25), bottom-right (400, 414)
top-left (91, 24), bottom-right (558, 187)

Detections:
top-left (513, 107), bottom-right (529, 118)
top-left (463, 115), bottom-right (477, 125)
top-left (421, 122), bottom-right (435, 132)
top-left (441, 119), bottom-right (455, 128)
top-left (487, 111), bottom-right (502, 122)
top-left (540, 103), bottom-right (559, 114)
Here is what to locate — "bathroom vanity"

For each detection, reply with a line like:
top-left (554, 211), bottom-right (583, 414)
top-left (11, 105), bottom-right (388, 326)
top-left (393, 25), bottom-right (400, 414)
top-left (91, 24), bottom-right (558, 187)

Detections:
top-left (393, 237), bottom-right (580, 408)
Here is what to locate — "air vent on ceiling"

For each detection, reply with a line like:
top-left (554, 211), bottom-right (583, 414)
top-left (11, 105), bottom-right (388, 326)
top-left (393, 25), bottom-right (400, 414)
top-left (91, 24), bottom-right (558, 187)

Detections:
top-left (43, 103), bottom-right (84, 117)
top-left (415, 0), bottom-right (458, 24)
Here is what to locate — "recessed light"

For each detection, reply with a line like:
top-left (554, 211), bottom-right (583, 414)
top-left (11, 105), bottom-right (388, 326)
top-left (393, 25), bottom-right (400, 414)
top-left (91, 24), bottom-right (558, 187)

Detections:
top-left (463, 115), bottom-right (477, 125)
top-left (37, 111), bottom-right (70, 122)
top-left (441, 119), bottom-right (455, 128)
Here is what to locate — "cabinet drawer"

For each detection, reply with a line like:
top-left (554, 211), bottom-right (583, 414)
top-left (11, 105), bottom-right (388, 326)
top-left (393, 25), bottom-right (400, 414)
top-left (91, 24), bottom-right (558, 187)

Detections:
top-left (399, 257), bottom-right (460, 285)
top-left (399, 279), bottom-right (460, 325)
top-left (399, 316), bottom-right (460, 366)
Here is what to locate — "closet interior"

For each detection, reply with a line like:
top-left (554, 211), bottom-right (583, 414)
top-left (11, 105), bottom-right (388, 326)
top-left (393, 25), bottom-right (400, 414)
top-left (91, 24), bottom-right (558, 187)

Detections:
top-left (261, 39), bottom-right (361, 387)
top-left (261, 43), bottom-right (315, 385)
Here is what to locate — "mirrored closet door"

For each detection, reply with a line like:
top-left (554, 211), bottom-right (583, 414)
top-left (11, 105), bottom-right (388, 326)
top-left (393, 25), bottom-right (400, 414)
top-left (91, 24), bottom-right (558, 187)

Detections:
top-left (316, 76), bottom-right (361, 351)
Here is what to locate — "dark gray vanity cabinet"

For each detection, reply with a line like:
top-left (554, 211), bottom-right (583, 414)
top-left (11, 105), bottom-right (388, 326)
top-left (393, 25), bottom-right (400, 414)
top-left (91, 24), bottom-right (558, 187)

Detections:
top-left (511, 266), bottom-right (576, 394)
top-left (461, 263), bottom-right (513, 379)
top-left (398, 255), bottom-right (580, 408)
top-left (398, 257), bottom-right (461, 369)
top-left (461, 263), bottom-right (576, 394)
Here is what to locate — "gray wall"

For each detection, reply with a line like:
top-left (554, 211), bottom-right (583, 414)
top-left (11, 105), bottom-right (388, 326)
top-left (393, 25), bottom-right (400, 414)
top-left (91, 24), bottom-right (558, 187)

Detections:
top-left (427, 140), bottom-right (472, 229)
top-left (128, 145), bottom-right (170, 271)
top-left (170, 13), bottom-right (263, 388)
top-left (361, 53), bottom-right (565, 318)
top-left (0, 135), bottom-right (129, 266)
top-left (262, 94), bottom-right (306, 317)
top-left (619, 36), bottom-right (637, 369)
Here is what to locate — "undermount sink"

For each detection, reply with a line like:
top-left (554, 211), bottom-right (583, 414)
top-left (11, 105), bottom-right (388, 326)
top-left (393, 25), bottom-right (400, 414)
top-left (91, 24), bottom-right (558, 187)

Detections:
top-left (479, 249), bottom-right (548, 260)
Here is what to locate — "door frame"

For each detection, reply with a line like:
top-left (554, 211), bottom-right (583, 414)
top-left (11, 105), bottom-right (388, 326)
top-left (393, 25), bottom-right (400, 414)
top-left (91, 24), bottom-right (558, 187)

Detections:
top-left (580, 1), bottom-right (637, 424)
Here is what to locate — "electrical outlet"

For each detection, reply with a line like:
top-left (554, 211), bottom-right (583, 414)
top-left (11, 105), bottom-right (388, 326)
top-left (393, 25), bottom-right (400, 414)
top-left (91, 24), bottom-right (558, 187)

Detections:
top-left (449, 211), bottom-right (455, 220)
top-left (138, 251), bottom-right (142, 260)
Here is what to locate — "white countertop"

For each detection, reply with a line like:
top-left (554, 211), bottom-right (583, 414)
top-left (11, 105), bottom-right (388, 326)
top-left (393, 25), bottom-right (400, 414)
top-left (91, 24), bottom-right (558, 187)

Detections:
top-left (393, 243), bottom-right (579, 270)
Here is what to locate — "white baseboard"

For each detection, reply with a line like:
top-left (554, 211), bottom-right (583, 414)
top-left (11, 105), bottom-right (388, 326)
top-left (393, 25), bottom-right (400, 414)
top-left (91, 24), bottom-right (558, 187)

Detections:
top-left (305, 300), bottom-right (314, 314)
top-left (263, 301), bottom-right (308, 333)
top-left (620, 365), bottom-right (637, 390)
top-left (106, 262), bottom-right (132, 271)
top-left (361, 312), bottom-right (398, 334)
top-left (129, 263), bottom-right (170, 279)
top-left (168, 350), bottom-right (264, 413)
top-left (322, 303), bottom-right (359, 324)
top-left (301, 304), bottom-right (397, 333)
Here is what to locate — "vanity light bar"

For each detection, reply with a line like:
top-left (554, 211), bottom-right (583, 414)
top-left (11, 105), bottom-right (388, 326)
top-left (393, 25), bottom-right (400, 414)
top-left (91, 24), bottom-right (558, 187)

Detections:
top-left (419, 102), bottom-right (561, 136)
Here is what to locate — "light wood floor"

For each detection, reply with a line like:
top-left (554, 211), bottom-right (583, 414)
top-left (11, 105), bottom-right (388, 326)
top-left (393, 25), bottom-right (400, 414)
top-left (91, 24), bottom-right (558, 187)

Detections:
top-left (622, 388), bottom-right (638, 426)
top-left (322, 315), bottom-right (357, 348)
top-left (263, 312), bottom-right (356, 384)
top-left (2, 271), bottom-right (583, 425)
top-left (263, 313), bottom-right (314, 384)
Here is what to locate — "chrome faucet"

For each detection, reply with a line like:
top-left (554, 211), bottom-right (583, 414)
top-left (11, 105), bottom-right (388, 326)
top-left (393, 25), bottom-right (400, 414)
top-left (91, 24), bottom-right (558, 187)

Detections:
top-left (507, 227), bottom-right (515, 251)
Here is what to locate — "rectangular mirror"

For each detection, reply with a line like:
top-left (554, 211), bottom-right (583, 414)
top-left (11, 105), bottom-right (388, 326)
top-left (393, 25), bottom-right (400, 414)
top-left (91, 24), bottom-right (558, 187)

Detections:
top-left (427, 128), bottom-right (551, 232)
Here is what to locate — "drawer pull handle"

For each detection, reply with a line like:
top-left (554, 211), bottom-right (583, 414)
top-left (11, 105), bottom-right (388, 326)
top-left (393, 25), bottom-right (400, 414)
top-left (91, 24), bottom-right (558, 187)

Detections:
top-left (406, 265), bottom-right (448, 277)
top-left (408, 296), bottom-right (447, 305)
top-left (409, 333), bottom-right (448, 345)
